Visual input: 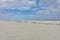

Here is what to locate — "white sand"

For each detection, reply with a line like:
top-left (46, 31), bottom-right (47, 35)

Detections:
top-left (0, 20), bottom-right (60, 40)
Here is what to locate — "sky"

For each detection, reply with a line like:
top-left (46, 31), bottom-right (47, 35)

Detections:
top-left (0, 0), bottom-right (60, 20)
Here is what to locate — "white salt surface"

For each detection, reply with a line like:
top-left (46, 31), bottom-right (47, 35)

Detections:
top-left (0, 21), bottom-right (60, 40)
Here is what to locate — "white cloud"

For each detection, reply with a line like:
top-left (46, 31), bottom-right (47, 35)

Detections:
top-left (0, 0), bottom-right (60, 14)
top-left (34, 0), bottom-right (60, 14)
top-left (0, 0), bottom-right (36, 10)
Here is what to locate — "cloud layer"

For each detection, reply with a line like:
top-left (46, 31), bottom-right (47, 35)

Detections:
top-left (0, 0), bottom-right (60, 20)
top-left (0, 0), bottom-right (36, 10)
top-left (0, 0), bottom-right (60, 14)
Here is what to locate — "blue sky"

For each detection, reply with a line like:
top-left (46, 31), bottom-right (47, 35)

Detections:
top-left (0, 0), bottom-right (60, 20)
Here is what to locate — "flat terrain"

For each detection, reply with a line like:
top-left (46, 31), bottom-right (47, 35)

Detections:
top-left (0, 21), bottom-right (60, 40)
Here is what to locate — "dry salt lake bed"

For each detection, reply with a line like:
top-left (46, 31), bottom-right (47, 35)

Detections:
top-left (0, 20), bottom-right (60, 40)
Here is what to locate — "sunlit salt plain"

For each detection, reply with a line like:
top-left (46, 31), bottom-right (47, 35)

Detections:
top-left (0, 21), bottom-right (60, 40)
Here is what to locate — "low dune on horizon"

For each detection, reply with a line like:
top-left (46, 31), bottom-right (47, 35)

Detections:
top-left (0, 20), bottom-right (60, 40)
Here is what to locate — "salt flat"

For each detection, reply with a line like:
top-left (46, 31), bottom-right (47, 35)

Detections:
top-left (0, 21), bottom-right (60, 40)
